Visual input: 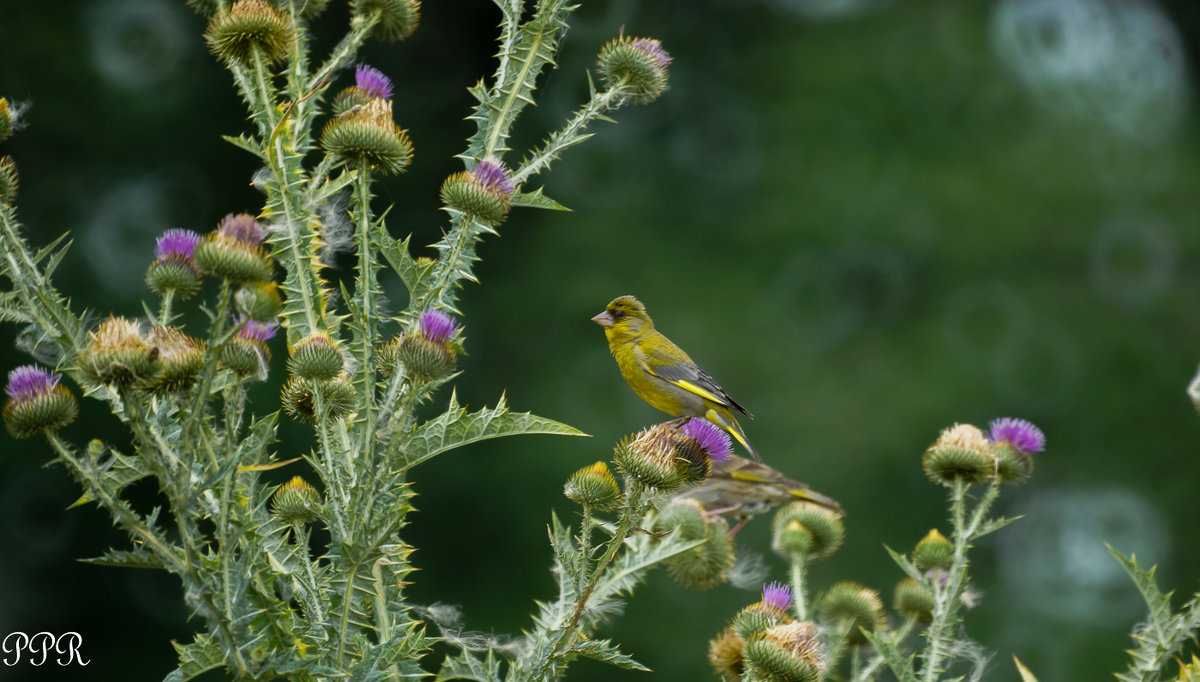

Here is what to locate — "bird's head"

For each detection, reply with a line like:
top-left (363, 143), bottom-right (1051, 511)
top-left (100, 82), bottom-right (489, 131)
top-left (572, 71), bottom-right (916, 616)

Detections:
top-left (591, 295), bottom-right (652, 340)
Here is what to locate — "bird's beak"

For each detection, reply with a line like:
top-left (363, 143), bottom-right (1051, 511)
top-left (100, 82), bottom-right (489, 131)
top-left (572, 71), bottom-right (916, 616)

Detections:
top-left (591, 311), bottom-right (614, 327)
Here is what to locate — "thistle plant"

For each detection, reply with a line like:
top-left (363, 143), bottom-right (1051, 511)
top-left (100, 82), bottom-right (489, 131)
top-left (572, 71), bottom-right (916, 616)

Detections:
top-left (0, 0), bottom-right (698, 678)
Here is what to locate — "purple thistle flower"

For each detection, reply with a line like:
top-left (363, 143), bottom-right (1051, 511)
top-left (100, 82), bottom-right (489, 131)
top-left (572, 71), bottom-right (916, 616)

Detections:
top-left (355, 64), bottom-right (394, 100)
top-left (681, 418), bottom-right (732, 462)
top-left (155, 228), bottom-right (201, 260)
top-left (762, 581), bottom-right (794, 613)
top-left (630, 38), bottom-right (671, 70)
top-left (469, 158), bottom-right (516, 199)
top-left (988, 417), bottom-right (1045, 453)
top-left (418, 308), bottom-right (461, 344)
top-left (236, 316), bottom-right (278, 343)
top-left (5, 365), bottom-right (61, 401)
top-left (217, 214), bottom-right (266, 247)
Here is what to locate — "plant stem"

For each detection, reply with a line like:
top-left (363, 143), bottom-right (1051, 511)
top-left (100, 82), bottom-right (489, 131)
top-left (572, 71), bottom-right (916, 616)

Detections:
top-left (790, 552), bottom-right (809, 621)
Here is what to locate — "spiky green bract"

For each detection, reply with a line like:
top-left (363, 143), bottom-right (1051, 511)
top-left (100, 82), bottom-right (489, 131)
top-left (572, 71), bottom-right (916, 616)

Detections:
top-left (146, 326), bottom-right (205, 394)
top-left (146, 258), bottom-right (200, 299)
top-left (913, 528), bottom-right (953, 570)
top-left (352, 0), bottom-right (420, 42)
top-left (271, 476), bottom-right (321, 525)
top-left (922, 423), bottom-right (995, 486)
top-left (597, 36), bottom-right (671, 105)
top-left (564, 461), bottom-right (621, 511)
top-left (734, 600), bottom-right (792, 642)
top-left (194, 234), bottom-right (274, 283)
top-left (0, 156), bottom-right (18, 205)
top-left (78, 316), bottom-right (160, 387)
top-left (3, 366), bottom-right (77, 439)
top-left (322, 99), bottom-right (413, 175)
top-left (219, 337), bottom-right (269, 377)
top-left (743, 622), bottom-right (823, 682)
top-left (709, 626), bottom-right (746, 682)
top-left (288, 332), bottom-right (342, 380)
top-left (772, 501), bottom-right (844, 560)
top-left (613, 423), bottom-right (686, 492)
top-left (657, 499), bottom-right (735, 590)
top-left (395, 333), bottom-right (455, 381)
top-left (330, 87), bottom-right (373, 117)
top-left (281, 375), bottom-right (356, 422)
top-left (205, 0), bottom-right (294, 66)
top-left (992, 442), bottom-right (1034, 483)
top-left (235, 281), bottom-right (282, 321)
top-left (818, 582), bottom-right (886, 645)
top-left (893, 578), bottom-right (934, 623)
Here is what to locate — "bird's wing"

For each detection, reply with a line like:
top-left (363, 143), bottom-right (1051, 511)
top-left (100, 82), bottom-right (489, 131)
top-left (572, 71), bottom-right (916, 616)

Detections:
top-left (639, 345), bottom-right (752, 416)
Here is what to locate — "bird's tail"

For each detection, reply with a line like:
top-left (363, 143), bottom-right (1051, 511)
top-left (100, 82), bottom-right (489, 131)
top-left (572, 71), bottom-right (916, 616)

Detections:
top-left (787, 486), bottom-right (843, 515)
top-left (707, 409), bottom-right (762, 462)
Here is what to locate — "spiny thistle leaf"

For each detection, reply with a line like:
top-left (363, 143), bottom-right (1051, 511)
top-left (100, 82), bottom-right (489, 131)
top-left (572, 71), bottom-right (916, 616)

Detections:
top-left (863, 629), bottom-right (919, 682)
top-left (566, 638), bottom-right (649, 671)
top-left (509, 186), bottom-right (570, 211)
top-left (80, 547), bottom-right (167, 570)
top-left (435, 649), bottom-right (505, 682)
top-left (400, 391), bottom-right (587, 469)
top-left (165, 633), bottom-right (226, 682)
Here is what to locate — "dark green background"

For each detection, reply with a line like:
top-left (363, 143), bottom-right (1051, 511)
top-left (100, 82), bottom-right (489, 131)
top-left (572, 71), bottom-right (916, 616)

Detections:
top-left (3, 0), bottom-right (1200, 679)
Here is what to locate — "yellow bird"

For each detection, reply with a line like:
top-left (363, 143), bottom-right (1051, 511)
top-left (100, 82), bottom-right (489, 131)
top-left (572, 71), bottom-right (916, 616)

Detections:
top-left (592, 295), bottom-right (761, 461)
top-left (673, 454), bottom-right (842, 535)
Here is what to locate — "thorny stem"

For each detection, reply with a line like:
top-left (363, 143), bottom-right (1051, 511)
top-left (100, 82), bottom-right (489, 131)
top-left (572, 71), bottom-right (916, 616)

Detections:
top-left (789, 551), bottom-right (809, 621)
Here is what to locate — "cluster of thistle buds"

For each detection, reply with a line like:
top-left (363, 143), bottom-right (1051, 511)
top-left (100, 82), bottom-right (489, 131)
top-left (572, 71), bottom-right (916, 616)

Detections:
top-left (922, 417), bottom-right (1045, 486)
top-left (710, 583), bottom-right (828, 682)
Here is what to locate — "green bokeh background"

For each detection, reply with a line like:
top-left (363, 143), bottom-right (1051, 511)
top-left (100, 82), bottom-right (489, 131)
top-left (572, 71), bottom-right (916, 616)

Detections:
top-left (3, 0), bottom-right (1200, 680)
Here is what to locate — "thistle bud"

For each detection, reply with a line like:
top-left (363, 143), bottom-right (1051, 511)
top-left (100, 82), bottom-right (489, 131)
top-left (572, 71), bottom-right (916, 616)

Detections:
top-left (440, 158), bottom-right (516, 225)
top-left (146, 326), bottom-right (205, 394)
top-left (563, 461), bottom-right (621, 511)
top-left (235, 281), bottom-right (282, 321)
top-left (395, 308), bottom-right (462, 381)
top-left (352, 0), bottom-right (420, 42)
top-left (146, 229), bottom-right (202, 299)
top-left (988, 417), bottom-right (1044, 483)
top-left (194, 214), bottom-right (274, 283)
top-left (78, 316), bottom-right (160, 387)
top-left (743, 622), bottom-right (824, 682)
top-left (3, 365), bottom-right (78, 439)
top-left (921, 423), bottom-right (995, 486)
top-left (0, 156), bottom-right (17, 206)
top-left (220, 317), bottom-right (277, 377)
top-left (708, 626), bottom-right (745, 682)
top-left (288, 332), bottom-right (343, 381)
top-left (675, 418), bottom-right (732, 482)
top-left (613, 422), bottom-right (686, 492)
top-left (734, 586), bottom-right (794, 641)
top-left (271, 476), bottom-right (322, 526)
top-left (0, 98), bottom-right (12, 142)
top-left (331, 64), bottom-right (393, 116)
top-left (817, 582), bottom-right (886, 645)
top-left (322, 98), bottom-right (413, 175)
top-left (913, 528), bottom-right (953, 570)
top-left (597, 36), bottom-right (671, 105)
top-left (658, 499), bottom-right (735, 590)
top-left (205, 0), bottom-right (295, 66)
top-left (892, 578), bottom-right (934, 623)
top-left (281, 375), bottom-right (357, 423)
top-left (771, 501), bottom-right (844, 560)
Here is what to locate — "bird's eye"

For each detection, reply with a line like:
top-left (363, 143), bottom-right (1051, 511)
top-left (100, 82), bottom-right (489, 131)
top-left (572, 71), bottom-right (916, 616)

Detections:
top-left (612, 310), bottom-right (624, 319)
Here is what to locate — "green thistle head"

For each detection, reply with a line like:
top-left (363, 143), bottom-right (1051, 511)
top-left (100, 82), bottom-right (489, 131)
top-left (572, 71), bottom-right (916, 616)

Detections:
top-left (281, 375), bottom-right (357, 423)
top-left (0, 156), bottom-right (18, 206)
top-left (321, 98), bottom-right (413, 175)
top-left (743, 622), bottom-right (824, 682)
top-left (921, 423), bottom-right (995, 486)
top-left (817, 582), bottom-right (887, 645)
top-left (288, 332), bottom-right (343, 381)
top-left (563, 461), bottom-right (621, 511)
top-left (271, 476), bottom-right (322, 526)
top-left (3, 365), bottom-right (78, 439)
top-left (78, 316), bottom-right (160, 387)
top-left (205, 0), bottom-right (295, 65)
top-left (771, 501), bottom-right (844, 560)
top-left (352, 0), bottom-right (420, 42)
top-left (597, 35), bottom-right (671, 105)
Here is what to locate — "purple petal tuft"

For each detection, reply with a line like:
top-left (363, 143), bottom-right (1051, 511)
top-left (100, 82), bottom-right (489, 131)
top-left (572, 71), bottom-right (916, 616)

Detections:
top-left (681, 418), bottom-right (732, 462)
top-left (155, 229), bottom-right (202, 260)
top-left (236, 316), bottom-right (278, 343)
top-left (630, 38), bottom-right (671, 70)
top-left (469, 158), bottom-right (516, 198)
top-left (217, 214), bottom-right (266, 247)
top-left (762, 581), bottom-right (794, 613)
top-left (355, 64), bottom-right (394, 100)
top-left (418, 308), bottom-right (461, 344)
top-left (988, 417), bottom-right (1045, 453)
top-left (5, 365), bottom-right (61, 400)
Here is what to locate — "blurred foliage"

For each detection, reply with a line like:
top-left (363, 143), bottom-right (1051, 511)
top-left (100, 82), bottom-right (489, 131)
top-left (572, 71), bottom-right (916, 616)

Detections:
top-left (2, 0), bottom-right (1200, 680)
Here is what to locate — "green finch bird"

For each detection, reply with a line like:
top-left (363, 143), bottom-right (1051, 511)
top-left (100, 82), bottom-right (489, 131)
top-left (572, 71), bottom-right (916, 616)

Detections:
top-left (592, 295), bottom-right (762, 461)
top-left (673, 454), bottom-right (842, 535)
